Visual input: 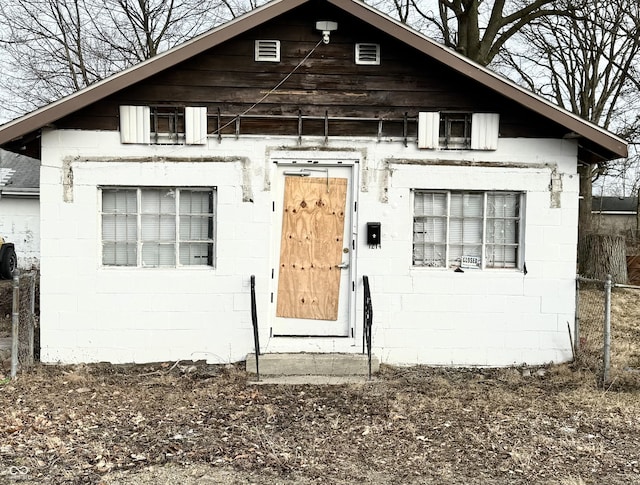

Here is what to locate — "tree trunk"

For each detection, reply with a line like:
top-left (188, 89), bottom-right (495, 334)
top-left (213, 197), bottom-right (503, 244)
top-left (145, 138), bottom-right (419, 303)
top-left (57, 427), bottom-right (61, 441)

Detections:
top-left (577, 163), bottom-right (593, 241)
top-left (578, 234), bottom-right (628, 284)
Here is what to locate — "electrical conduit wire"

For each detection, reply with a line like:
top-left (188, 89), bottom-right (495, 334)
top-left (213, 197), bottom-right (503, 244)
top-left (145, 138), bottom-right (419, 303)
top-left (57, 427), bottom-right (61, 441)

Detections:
top-left (211, 37), bottom-right (325, 138)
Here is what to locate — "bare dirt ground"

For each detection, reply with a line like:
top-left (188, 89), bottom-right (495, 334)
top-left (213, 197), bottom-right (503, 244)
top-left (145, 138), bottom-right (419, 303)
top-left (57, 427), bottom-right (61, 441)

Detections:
top-left (0, 361), bottom-right (639, 485)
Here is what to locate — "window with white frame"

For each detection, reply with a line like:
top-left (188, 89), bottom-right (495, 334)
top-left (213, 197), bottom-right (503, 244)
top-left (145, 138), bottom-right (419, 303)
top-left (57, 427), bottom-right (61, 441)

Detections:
top-left (101, 187), bottom-right (216, 268)
top-left (413, 190), bottom-right (523, 269)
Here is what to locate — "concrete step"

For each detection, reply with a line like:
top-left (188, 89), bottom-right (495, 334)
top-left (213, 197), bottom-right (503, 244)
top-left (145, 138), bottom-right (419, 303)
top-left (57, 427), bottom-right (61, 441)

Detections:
top-left (246, 352), bottom-right (379, 377)
top-left (248, 375), bottom-right (377, 385)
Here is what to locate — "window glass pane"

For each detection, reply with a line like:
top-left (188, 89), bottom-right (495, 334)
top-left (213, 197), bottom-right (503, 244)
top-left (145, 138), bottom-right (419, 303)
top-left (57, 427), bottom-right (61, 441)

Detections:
top-left (449, 218), bottom-right (482, 245)
top-left (413, 243), bottom-right (446, 267)
top-left (413, 218), bottom-right (446, 244)
top-left (487, 220), bottom-right (518, 244)
top-left (180, 190), bottom-right (212, 214)
top-left (450, 193), bottom-right (482, 218)
top-left (486, 245), bottom-right (517, 268)
top-left (142, 243), bottom-right (175, 267)
top-left (488, 193), bottom-right (519, 218)
top-left (180, 243), bottom-right (212, 265)
top-left (102, 189), bottom-right (138, 266)
top-left (103, 189), bottom-right (136, 213)
top-left (486, 192), bottom-right (520, 268)
top-left (102, 214), bottom-right (137, 242)
top-left (141, 189), bottom-right (176, 214)
top-left (415, 192), bottom-right (446, 216)
top-left (413, 192), bottom-right (447, 267)
top-left (103, 242), bottom-right (137, 266)
top-left (180, 215), bottom-right (211, 240)
top-left (142, 215), bottom-right (176, 241)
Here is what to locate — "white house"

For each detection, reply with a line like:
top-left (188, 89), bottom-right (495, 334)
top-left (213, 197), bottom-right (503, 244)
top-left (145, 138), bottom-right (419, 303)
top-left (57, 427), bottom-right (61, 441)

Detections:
top-left (0, 149), bottom-right (39, 270)
top-left (0, 0), bottom-right (627, 366)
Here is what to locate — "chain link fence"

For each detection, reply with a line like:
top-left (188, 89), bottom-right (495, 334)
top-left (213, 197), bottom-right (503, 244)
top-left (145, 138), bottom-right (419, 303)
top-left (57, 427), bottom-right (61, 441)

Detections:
top-left (17, 271), bottom-right (38, 371)
top-left (576, 275), bottom-right (640, 388)
top-left (0, 270), bottom-right (38, 378)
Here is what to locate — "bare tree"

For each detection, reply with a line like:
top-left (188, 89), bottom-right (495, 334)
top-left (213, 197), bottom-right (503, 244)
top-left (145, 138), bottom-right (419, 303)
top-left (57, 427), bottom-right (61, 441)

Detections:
top-left (501, 0), bottom-right (640, 237)
top-left (0, 0), bottom-right (248, 120)
top-left (0, 0), bottom-right (109, 118)
top-left (90, 0), bottom-right (235, 64)
top-left (367, 0), bottom-right (575, 66)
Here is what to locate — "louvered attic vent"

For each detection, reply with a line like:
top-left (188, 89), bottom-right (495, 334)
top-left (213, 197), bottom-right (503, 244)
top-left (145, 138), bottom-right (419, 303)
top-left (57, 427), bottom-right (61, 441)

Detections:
top-left (255, 40), bottom-right (280, 62)
top-left (355, 43), bottom-right (380, 65)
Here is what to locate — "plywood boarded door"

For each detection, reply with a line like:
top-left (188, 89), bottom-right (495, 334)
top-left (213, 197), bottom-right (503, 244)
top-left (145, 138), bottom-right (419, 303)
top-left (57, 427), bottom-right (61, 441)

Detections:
top-left (274, 165), bottom-right (352, 336)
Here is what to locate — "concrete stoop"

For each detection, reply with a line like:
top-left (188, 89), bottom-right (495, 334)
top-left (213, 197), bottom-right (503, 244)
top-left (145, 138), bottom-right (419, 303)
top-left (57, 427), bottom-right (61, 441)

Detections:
top-left (246, 352), bottom-right (380, 384)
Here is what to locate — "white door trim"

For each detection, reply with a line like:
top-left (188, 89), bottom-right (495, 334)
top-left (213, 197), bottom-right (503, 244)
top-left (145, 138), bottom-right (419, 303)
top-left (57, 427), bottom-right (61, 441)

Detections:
top-left (267, 157), bottom-right (359, 346)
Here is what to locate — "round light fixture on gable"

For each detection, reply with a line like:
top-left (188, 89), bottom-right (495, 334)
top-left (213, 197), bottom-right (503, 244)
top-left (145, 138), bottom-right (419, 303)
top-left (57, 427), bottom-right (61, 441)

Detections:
top-left (315, 21), bottom-right (338, 44)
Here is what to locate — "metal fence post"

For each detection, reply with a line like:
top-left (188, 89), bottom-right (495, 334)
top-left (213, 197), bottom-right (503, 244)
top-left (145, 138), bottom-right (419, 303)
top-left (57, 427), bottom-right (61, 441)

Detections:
top-left (10, 270), bottom-right (20, 379)
top-left (28, 272), bottom-right (35, 366)
top-left (574, 277), bottom-right (580, 354)
top-left (603, 274), bottom-right (612, 387)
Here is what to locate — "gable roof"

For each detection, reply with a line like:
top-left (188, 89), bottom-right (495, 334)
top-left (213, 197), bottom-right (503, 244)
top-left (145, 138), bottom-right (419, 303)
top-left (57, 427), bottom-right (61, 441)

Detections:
top-left (0, 0), bottom-right (627, 162)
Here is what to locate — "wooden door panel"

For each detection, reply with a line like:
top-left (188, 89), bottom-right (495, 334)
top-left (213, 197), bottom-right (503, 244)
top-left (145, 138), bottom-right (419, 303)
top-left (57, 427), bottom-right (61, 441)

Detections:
top-left (276, 176), bottom-right (347, 320)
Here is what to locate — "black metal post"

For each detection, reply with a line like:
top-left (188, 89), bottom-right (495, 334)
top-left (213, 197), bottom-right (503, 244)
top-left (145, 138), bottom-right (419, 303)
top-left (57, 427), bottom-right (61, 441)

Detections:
top-left (363, 275), bottom-right (373, 380)
top-left (250, 275), bottom-right (260, 381)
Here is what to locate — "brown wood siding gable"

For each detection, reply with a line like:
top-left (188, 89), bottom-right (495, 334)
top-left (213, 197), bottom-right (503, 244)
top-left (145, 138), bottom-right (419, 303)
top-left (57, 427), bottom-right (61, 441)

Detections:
top-left (56, 2), bottom-right (566, 140)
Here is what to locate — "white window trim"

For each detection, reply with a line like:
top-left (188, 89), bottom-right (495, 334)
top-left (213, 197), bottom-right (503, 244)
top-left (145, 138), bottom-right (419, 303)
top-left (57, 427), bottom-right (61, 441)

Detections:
top-left (100, 186), bottom-right (216, 269)
top-left (412, 190), bottom-right (524, 271)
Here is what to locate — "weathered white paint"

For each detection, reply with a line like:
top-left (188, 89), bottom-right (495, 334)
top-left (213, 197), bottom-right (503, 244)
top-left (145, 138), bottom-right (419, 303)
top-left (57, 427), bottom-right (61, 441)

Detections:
top-left (39, 129), bottom-right (578, 366)
top-left (0, 196), bottom-right (40, 269)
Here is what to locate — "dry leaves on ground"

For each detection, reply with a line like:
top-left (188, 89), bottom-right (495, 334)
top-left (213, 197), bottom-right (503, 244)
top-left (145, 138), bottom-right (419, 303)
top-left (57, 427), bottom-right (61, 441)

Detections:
top-left (0, 362), bottom-right (639, 484)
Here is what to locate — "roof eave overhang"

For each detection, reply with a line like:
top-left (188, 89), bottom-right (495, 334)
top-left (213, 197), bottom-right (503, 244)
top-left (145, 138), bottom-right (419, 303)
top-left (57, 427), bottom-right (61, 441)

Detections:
top-left (0, 188), bottom-right (39, 198)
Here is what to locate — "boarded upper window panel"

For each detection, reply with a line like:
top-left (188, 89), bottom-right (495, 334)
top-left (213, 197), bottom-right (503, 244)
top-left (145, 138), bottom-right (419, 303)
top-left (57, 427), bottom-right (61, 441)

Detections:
top-left (355, 43), bottom-right (380, 65)
top-left (255, 40), bottom-right (280, 62)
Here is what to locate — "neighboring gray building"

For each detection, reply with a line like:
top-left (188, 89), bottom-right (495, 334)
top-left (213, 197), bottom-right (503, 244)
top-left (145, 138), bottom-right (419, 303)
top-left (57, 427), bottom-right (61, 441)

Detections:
top-left (592, 196), bottom-right (638, 238)
top-left (0, 149), bottom-right (40, 269)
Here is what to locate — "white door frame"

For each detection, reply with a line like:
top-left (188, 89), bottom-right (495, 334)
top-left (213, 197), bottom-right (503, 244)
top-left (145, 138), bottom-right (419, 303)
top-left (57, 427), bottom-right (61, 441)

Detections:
top-left (268, 157), bottom-right (359, 344)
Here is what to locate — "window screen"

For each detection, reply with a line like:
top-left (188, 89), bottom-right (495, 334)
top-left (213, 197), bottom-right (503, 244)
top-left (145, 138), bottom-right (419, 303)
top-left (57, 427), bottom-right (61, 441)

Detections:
top-left (101, 187), bottom-right (216, 268)
top-left (413, 190), bottom-right (522, 269)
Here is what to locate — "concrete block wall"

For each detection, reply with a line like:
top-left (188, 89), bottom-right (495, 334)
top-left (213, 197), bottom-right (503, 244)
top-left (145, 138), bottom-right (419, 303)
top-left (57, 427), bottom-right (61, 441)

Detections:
top-left (40, 130), bottom-right (271, 364)
top-left (39, 130), bottom-right (579, 366)
top-left (355, 139), bottom-right (578, 366)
